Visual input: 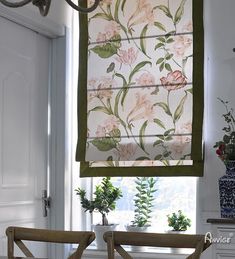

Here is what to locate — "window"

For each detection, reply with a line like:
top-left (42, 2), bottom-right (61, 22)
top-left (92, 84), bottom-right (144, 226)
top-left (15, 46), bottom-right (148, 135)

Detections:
top-left (71, 2), bottom-right (198, 235)
top-left (91, 177), bottom-right (196, 233)
top-left (72, 175), bottom-right (197, 234)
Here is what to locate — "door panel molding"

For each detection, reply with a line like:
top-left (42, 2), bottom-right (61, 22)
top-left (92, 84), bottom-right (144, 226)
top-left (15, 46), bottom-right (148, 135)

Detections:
top-left (1, 71), bottom-right (30, 188)
top-left (0, 201), bottom-right (34, 207)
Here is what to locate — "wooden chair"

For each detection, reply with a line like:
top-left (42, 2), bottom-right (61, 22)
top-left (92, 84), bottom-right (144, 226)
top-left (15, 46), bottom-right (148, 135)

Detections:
top-left (6, 226), bottom-right (95, 258)
top-left (103, 231), bottom-right (211, 259)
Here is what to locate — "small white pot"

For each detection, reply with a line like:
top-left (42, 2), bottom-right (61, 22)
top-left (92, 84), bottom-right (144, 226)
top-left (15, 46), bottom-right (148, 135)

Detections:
top-left (125, 225), bottom-right (150, 252)
top-left (93, 224), bottom-right (118, 250)
top-left (125, 225), bottom-right (150, 232)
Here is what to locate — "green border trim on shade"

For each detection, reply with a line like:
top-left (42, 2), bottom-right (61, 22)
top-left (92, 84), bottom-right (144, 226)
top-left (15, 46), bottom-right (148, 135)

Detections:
top-left (76, 0), bottom-right (205, 177)
top-left (191, 0), bottom-right (204, 161)
top-left (76, 6), bottom-right (88, 161)
top-left (80, 160), bottom-right (204, 177)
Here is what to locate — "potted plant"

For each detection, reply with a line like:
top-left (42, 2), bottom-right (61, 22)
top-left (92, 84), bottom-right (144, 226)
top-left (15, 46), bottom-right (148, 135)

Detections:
top-left (167, 210), bottom-right (191, 232)
top-left (75, 177), bottom-right (122, 250)
top-left (126, 177), bottom-right (157, 232)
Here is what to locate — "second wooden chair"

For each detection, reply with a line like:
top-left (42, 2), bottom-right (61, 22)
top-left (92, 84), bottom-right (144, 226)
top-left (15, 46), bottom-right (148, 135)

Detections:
top-left (103, 231), bottom-right (211, 259)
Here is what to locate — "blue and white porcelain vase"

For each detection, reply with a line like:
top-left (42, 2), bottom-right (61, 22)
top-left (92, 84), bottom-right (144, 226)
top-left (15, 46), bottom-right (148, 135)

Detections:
top-left (219, 160), bottom-right (235, 218)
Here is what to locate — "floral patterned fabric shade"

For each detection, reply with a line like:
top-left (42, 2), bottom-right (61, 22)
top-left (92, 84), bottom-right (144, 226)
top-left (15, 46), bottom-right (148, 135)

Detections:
top-left (77, 0), bottom-right (204, 177)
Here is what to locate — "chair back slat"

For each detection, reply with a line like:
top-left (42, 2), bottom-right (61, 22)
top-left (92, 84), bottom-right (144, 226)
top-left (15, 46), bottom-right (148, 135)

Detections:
top-left (15, 240), bottom-right (34, 257)
top-left (115, 245), bottom-right (132, 259)
top-left (69, 235), bottom-right (91, 259)
top-left (6, 226), bottom-right (95, 259)
top-left (103, 231), bottom-right (211, 259)
top-left (186, 238), bottom-right (207, 259)
top-left (12, 227), bottom-right (94, 243)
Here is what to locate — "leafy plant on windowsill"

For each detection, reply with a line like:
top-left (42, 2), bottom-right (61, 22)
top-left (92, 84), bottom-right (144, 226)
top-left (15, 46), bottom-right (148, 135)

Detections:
top-left (167, 210), bottom-right (191, 231)
top-left (213, 98), bottom-right (235, 165)
top-left (130, 177), bottom-right (157, 227)
top-left (75, 177), bottom-right (122, 226)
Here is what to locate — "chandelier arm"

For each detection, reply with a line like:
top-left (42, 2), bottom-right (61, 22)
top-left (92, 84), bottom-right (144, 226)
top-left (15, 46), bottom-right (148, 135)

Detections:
top-left (0, 0), bottom-right (32, 8)
top-left (33, 0), bottom-right (51, 16)
top-left (65, 0), bottom-right (100, 13)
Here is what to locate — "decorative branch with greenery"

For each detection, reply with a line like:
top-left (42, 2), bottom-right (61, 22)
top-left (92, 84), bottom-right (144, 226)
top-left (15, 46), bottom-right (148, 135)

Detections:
top-left (131, 177), bottom-right (157, 227)
top-left (167, 210), bottom-right (191, 231)
top-left (75, 177), bottom-right (122, 226)
top-left (213, 98), bottom-right (235, 164)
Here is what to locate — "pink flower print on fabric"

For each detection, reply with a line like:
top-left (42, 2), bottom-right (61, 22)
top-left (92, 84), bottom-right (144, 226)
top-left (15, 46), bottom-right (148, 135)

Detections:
top-left (95, 115), bottom-right (120, 137)
top-left (96, 21), bottom-right (120, 43)
top-left (116, 47), bottom-right (138, 66)
top-left (136, 72), bottom-right (156, 86)
top-left (127, 92), bottom-right (155, 123)
top-left (160, 70), bottom-right (187, 91)
top-left (114, 143), bottom-right (137, 160)
top-left (95, 125), bottom-right (106, 138)
top-left (128, 0), bottom-right (155, 28)
top-left (182, 21), bottom-right (193, 32)
top-left (96, 32), bottom-right (107, 44)
top-left (104, 115), bottom-right (120, 132)
top-left (171, 122), bottom-right (192, 156)
top-left (88, 77), bottom-right (116, 102)
top-left (171, 35), bottom-right (192, 57)
top-left (104, 21), bottom-right (121, 39)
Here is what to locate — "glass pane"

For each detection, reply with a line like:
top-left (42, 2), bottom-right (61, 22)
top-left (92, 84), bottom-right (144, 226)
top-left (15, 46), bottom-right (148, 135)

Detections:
top-left (92, 177), bottom-right (196, 233)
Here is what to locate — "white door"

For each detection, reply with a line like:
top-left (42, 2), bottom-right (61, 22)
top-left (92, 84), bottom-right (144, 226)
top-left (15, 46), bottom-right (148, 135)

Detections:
top-left (0, 16), bottom-right (50, 257)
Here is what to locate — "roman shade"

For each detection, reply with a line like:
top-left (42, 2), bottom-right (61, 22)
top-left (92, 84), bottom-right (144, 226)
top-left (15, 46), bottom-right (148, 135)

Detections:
top-left (76, 0), bottom-right (204, 177)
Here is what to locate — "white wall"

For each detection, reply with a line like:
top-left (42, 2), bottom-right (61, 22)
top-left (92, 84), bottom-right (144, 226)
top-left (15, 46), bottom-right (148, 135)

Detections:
top-left (197, 0), bottom-right (235, 232)
top-left (24, 0), bottom-right (72, 27)
top-left (45, 0), bottom-right (72, 27)
top-left (0, 0), bottom-right (72, 37)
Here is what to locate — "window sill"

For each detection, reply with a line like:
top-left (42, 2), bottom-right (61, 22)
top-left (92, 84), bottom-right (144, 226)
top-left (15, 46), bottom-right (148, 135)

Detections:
top-left (82, 246), bottom-right (193, 259)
